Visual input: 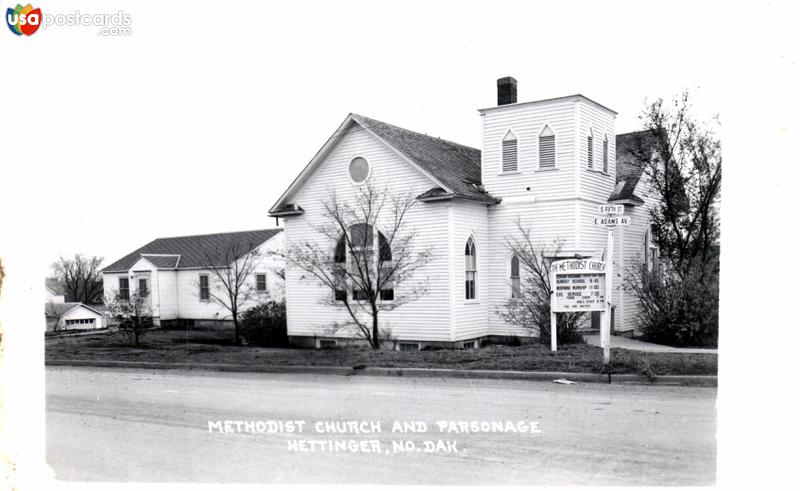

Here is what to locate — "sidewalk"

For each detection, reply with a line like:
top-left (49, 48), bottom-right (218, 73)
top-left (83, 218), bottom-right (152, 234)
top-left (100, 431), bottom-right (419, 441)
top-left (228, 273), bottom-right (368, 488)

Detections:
top-left (584, 334), bottom-right (718, 354)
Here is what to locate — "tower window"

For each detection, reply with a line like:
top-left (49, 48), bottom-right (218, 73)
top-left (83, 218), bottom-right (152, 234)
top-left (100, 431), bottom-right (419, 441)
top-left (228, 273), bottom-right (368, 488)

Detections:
top-left (539, 126), bottom-right (555, 169)
top-left (502, 131), bottom-right (518, 173)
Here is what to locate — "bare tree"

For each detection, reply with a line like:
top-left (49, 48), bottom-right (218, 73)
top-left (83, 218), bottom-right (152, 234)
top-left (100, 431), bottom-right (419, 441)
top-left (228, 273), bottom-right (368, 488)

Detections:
top-left (629, 91), bottom-right (721, 270)
top-left (623, 92), bottom-right (721, 347)
top-left (45, 301), bottom-right (67, 332)
top-left (284, 184), bottom-right (434, 349)
top-left (105, 291), bottom-right (152, 348)
top-left (52, 254), bottom-right (104, 304)
top-left (498, 220), bottom-right (585, 344)
top-left (199, 243), bottom-right (268, 345)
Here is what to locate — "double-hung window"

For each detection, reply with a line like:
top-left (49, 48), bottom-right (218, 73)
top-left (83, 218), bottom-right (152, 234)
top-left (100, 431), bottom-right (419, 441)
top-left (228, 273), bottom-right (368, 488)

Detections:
top-left (199, 274), bottom-right (210, 301)
top-left (255, 274), bottom-right (267, 292)
top-left (118, 277), bottom-right (129, 300)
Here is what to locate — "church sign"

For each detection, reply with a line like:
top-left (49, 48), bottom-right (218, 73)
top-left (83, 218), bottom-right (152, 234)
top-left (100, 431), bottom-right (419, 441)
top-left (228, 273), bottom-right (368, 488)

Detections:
top-left (551, 260), bottom-right (606, 312)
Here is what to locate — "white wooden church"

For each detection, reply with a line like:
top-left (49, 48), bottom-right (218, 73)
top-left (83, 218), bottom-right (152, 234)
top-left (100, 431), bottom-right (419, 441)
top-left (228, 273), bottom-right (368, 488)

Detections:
top-left (270, 77), bottom-right (658, 349)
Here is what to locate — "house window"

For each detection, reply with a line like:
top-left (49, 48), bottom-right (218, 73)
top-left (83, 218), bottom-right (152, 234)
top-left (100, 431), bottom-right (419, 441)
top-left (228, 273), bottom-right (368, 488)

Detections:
top-left (399, 342), bottom-right (420, 352)
top-left (333, 224), bottom-right (393, 302)
top-left (603, 135), bottom-right (609, 173)
top-left (510, 254), bottom-right (521, 298)
top-left (539, 126), bottom-right (555, 169)
top-left (644, 224), bottom-right (659, 272)
top-left (199, 274), bottom-right (210, 301)
top-left (587, 128), bottom-right (594, 169)
top-left (501, 131), bottom-right (518, 173)
top-left (118, 277), bottom-right (129, 300)
top-left (319, 339), bottom-right (337, 349)
top-left (138, 278), bottom-right (149, 297)
top-left (348, 156), bottom-right (370, 183)
top-left (465, 237), bottom-right (477, 300)
top-left (255, 274), bottom-right (267, 292)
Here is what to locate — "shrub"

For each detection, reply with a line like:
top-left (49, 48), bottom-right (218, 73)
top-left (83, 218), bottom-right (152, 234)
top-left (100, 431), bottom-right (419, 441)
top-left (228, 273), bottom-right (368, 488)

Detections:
top-left (627, 258), bottom-right (719, 348)
top-left (240, 300), bottom-right (287, 347)
top-left (105, 292), bottom-right (152, 348)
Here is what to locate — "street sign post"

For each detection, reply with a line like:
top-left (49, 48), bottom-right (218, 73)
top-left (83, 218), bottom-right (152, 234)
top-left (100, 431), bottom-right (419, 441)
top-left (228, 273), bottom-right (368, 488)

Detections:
top-left (592, 206), bottom-right (630, 364)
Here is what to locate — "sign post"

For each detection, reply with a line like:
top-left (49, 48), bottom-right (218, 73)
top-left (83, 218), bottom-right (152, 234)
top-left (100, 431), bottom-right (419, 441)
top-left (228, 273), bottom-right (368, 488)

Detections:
top-left (550, 271), bottom-right (557, 352)
top-left (595, 204), bottom-right (627, 364)
top-left (550, 259), bottom-right (607, 352)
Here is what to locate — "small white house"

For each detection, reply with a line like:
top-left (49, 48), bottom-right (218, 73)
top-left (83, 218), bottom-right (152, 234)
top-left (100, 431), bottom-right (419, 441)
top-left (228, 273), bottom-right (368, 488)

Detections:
top-left (45, 302), bottom-right (107, 331)
top-left (101, 229), bottom-right (284, 327)
top-left (269, 77), bottom-right (659, 348)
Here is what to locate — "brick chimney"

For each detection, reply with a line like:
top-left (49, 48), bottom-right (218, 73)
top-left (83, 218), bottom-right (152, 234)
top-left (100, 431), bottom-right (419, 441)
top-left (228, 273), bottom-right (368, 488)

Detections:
top-left (497, 77), bottom-right (517, 106)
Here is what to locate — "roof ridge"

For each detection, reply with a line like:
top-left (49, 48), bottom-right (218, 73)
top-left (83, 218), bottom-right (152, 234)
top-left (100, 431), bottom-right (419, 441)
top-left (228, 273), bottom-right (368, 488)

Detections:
top-left (616, 129), bottom-right (652, 137)
top-left (152, 228), bottom-right (282, 241)
top-left (351, 113), bottom-right (479, 153)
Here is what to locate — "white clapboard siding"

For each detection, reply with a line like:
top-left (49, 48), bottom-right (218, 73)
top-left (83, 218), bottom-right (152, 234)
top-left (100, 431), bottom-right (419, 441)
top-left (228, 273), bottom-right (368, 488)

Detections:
top-left (61, 305), bottom-right (106, 330)
top-left (577, 100), bottom-right (617, 205)
top-left (451, 200), bottom-right (490, 340)
top-left (486, 199), bottom-right (579, 337)
top-left (156, 270), bottom-right (179, 320)
top-left (481, 99), bottom-right (576, 202)
top-left (282, 123), bottom-right (453, 342)
top-left (102, 235), bottom-right (283, 322)
top-left (616, 174), bottom-right (661, 333)
top-left (173, 239), bottom-right (281, 321)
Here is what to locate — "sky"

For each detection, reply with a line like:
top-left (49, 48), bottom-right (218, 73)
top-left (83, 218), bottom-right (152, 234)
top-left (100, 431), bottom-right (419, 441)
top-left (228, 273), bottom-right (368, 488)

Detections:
top-left (0, 0), bottom-right (738, 269)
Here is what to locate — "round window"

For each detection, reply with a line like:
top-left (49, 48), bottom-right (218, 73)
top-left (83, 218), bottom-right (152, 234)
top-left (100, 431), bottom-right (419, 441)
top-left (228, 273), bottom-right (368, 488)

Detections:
top-left (348, 157), bottom-right (370, 183)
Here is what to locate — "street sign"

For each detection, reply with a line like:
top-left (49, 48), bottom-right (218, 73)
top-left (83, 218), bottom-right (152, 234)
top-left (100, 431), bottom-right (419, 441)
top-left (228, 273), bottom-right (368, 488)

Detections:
top-left (551, 260), bottom-right (607, 313)
top-left (594, 216), bottom-right (630, 226)
top-left (598, 205), bottom-right (625, 215)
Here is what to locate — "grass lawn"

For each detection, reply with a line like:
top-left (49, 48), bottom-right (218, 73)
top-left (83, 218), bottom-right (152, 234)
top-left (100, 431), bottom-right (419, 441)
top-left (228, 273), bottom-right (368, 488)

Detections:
top-left (45, 327), bottom-right (717, 376)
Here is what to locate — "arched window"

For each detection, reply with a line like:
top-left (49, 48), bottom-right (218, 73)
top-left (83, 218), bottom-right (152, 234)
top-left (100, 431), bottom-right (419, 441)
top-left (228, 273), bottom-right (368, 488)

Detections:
top-left (465, 237), bottom-right (477, 300)
top-left (539, 125), bottom-right (555, 169)
top-left (587, 127), bottom-right (594, 169)
top-left (644, 224), bottom-right (659, 272)
top-left (334, 224), bottom-right (393, 302)
top-left (502, 130), bottom-right (518, 173)
top-left (510, 254), bottom-right (521, 298)
top-left (602, 134), bottom-right (609, 173)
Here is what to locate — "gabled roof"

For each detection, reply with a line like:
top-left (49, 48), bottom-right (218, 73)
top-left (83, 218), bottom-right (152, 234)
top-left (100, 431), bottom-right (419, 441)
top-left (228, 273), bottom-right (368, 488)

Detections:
top-left (608, 130), bottom-right (655, 204)
top-left (140, 254), bottom-right (181, 269)
top-left (102, 229), bottom-right (282, 273)
top-left (45, 302), bottom-right (104, 318)
top-left (351, 115), bottom-right (498, 204)
top-left (269, 114), bottom-right (498, 214)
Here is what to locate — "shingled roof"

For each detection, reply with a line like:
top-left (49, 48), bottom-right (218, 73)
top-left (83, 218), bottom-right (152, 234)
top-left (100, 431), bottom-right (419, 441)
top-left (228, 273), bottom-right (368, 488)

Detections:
top-left (352, 114), bottom-right (498, 204)
top-left (45, 277), bottom-right (65, 296)
top-left (102, 229), bottom-right (282, 273)
top-left (608, 130), bottom-right (655, 204)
